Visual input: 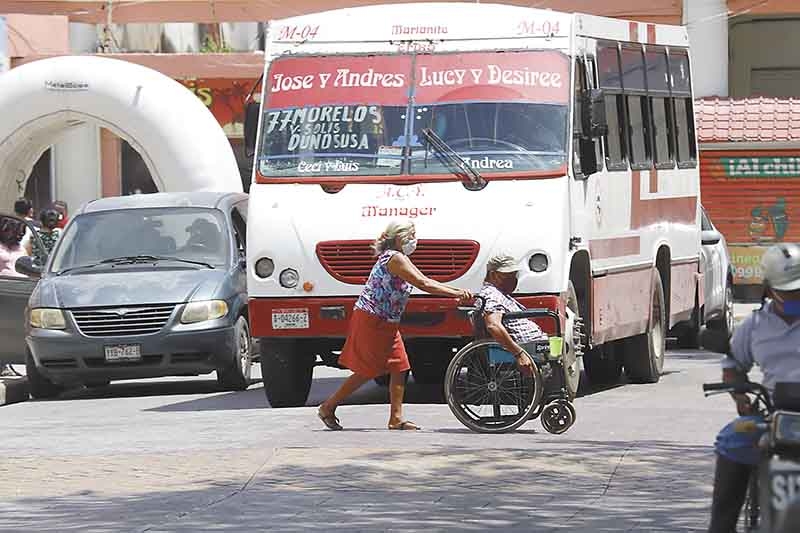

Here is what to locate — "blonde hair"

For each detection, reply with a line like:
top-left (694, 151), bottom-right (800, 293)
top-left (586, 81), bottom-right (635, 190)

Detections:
top-left (372, 220), bottom-right (415, 256)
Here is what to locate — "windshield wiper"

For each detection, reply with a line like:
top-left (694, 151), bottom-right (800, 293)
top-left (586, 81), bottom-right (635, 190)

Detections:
top-left (420, 128), bottom-right (486, 189)
top-left (57, 256), bottom-right (214, 276)
top-left (100, 255), bottom-right (214, 269)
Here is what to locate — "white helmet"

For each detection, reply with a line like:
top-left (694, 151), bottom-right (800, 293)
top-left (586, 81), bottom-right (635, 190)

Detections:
top-left (762, 243), bottom-right (800, 291)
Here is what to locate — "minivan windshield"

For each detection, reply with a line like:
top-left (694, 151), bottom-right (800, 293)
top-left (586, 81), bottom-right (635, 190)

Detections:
top-left (258, 50), bottom-right (569, 179)
top-left (50, 208), bottom-right (229, 273)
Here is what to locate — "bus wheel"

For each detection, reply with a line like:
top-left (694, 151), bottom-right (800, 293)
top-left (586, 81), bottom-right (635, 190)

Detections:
top-left (261, 339), bottom-right (315, 408)
top-left (564, 282), bottom-right (585, 399)
top-left (624, 273), bottom-right (666, 384)
top-left (408, 340), bottom-right (454, 385)
top-left (583, 341), bottom-right (623, 387)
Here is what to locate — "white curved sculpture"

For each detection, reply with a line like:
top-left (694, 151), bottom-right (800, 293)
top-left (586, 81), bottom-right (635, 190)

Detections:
top-left (0, 55), bottom-right (242, 208)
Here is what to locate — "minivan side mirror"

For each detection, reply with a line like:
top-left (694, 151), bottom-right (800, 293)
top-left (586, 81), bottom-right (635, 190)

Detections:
top-left (244, 101), bottom-right (260, 158)
top-left (15, 255), bottom-right (42, 278)
top-left (582, 88), bottom-right (608, 139)
top-left (702, 229), bottom-right (722, 246)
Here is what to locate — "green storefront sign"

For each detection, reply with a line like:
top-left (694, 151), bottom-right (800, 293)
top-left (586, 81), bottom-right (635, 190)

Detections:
top-left (722, 157), bottom-right (800, 178)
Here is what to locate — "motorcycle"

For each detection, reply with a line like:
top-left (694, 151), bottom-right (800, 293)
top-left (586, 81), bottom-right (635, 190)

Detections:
top-left (701, 327), bottom-right (800, 532)
top-left (703, 380), bottom-right (800, 532)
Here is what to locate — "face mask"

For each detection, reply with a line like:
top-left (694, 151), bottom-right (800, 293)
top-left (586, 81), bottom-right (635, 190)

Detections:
top-left (402, 238), bottom-right (417, 256)
top-left (773, 291), bottom-right (800, 318)
top-left (494, 273), bottom-right (518, 294)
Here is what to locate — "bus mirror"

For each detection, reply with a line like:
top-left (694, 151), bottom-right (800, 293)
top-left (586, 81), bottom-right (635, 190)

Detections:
top-left (583, 89), bottom-right (608, 138)
top-left (244, 101), bottom-right (260, 158)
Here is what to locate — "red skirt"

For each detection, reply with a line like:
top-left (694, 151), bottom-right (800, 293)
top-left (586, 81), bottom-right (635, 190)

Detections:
top-left (338, 308), bottom-right (410, 379)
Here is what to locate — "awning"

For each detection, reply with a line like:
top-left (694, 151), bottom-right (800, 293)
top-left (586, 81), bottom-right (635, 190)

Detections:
top-left (1, 0), bottom-right (682, 24)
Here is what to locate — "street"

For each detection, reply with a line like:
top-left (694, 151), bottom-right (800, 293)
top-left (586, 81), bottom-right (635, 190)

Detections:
top-left (0, 344), bottom-right (736, 532)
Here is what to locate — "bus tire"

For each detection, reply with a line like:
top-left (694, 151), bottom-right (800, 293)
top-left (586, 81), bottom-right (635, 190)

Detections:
top-left (261, 339), bottom-right (314, 408)
top-left (675, 301), bottom-right (702, 349)
top-left (624, 272), bottom-right (666, 384)
top-left (583, 341), bottom-right (622, 387)
top-left (408, 340), bottom-right (453, 385)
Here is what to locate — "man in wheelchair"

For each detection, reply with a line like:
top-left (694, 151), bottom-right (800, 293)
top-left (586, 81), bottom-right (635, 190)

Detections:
top-left (444, 253), bottom-right (574, 434)
top-left (477, 254), bottom-right (545, 375)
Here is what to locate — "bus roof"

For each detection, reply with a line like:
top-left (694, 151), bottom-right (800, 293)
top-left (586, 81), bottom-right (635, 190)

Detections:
top-left (266, 3), bottom-right (688, 48)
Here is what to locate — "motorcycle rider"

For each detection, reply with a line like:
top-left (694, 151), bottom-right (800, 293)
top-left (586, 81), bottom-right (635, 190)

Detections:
top-left (709, 243), bottom-right (800, 532)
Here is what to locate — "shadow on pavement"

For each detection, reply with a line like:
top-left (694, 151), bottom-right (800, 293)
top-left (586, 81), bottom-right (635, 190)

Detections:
top-left (149, 366), bottom-right (634, 413)
top-left (0, 439), bottom-right (715, 532)
top-left (49, 378), bottom-right (264, 402)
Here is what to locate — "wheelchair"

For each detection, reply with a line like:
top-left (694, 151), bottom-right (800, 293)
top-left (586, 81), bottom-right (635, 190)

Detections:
top-left (444, 297), bottom-right (577, 434)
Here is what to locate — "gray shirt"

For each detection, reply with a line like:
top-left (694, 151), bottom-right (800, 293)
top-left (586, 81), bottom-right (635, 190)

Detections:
top-left (724, 301), bottom-right (800, 392)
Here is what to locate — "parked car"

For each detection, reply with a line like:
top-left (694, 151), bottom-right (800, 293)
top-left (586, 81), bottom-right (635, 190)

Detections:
top-left (700, 206), bottom-right (735, 336)
top-left (675, 206), bottom-right (734, 347)
top-left (0, 191), bottom-right (252, 399)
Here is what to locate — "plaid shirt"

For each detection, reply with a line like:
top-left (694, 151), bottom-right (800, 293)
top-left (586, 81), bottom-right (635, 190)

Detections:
top-left (479, 283), bottom-right (546, 344)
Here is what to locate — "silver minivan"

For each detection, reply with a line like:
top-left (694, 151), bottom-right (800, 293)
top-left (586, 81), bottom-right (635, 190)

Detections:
top-left (0, 192), bottom-right (253, 398)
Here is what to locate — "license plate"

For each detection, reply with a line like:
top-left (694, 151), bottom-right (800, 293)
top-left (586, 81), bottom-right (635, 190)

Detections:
top-left (104, 344), bottom-right (142, 362)
top-left (272, 309), bottom-right (310, 330)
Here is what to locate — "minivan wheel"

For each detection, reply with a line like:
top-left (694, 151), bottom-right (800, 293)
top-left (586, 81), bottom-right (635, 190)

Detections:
top-left (261, 339), bottom-right (315, 407)
top-left (217, 316), bottom-right (253, 391)
top-left (709, 282), bottom-right (735, 339)
top-left (26, 352), bottom-right (64, 399)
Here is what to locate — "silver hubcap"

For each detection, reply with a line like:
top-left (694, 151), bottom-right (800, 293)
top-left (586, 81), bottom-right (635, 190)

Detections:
top-left (239, 324), bottom-right (252, 381)
top-left (725, 287), bottom-right (735, 334)
top-left (487, 381), bottom-right (498, 392)
top-left (651, 292), bottom-right (665, 372)
top-left (564, 306), bottom-right (582, 397)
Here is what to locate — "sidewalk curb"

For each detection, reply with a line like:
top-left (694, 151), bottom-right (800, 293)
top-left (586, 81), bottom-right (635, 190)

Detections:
top-left (0, 377), bottom-right (30, 406)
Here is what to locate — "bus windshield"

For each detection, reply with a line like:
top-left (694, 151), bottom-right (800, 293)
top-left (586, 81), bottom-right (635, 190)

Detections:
top-left (258, 50), bottom-right (569, 179)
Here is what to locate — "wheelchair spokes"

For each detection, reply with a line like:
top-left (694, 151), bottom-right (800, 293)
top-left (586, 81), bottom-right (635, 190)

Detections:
top-left (445, 340), bottom-right (542, 433)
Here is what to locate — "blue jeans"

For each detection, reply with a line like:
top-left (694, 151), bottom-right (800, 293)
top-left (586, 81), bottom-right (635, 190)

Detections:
top-left (714, 415), bottom-right (764, 466)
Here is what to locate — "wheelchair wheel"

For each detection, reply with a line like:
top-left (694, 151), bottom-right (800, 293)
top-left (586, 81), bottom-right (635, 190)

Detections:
top-left (540, 400), bottom-right (575, 434)
top-left (444, 340), bottom-right (543, 433)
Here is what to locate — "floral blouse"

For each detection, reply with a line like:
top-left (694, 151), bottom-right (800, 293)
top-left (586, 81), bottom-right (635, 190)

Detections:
top-left (355, 250), bottom-right (412, 322)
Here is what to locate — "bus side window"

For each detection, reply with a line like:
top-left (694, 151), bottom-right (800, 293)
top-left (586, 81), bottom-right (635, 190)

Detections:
top-left (668, 48), bottom-right (697, 169)
top-left (645, 46), bottom-right (675, 169)
top-left (586, 56), bottom-right (604, 170)
top-left (621, 44), bottom-right (652, 170)
top-left (572, 58), bottom-right (586, 177)
top-left (597, 42), bottom-right (627, 171)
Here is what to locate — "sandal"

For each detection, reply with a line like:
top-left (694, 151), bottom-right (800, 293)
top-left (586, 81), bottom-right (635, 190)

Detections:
top-left (388, 420), bottom-right (421, 431)
top-left (318, 408), bottom-right (343, 431)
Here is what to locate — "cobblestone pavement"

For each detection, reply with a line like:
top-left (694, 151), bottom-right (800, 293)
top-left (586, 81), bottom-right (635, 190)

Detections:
top-left (0, 345), bottom-right (734, 532)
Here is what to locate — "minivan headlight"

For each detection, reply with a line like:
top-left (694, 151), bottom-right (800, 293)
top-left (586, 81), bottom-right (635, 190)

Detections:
top-left (30, 308), bottom-right (66, 330)
top-left (181, 300), bottom-right (229, 324)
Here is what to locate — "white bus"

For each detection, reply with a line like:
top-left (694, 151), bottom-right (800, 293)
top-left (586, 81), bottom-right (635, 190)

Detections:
top-left (245, 3), bottom-right (702, 407)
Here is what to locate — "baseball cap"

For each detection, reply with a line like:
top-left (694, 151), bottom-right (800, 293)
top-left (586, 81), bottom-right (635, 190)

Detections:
top-left (762, 243), bottom-right (800, 292)
top-left (486, 254), bottom-right (521, 274)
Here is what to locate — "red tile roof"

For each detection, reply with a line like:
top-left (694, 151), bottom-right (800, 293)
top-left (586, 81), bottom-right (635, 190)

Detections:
top-left (695, 97), bottom-right (800, 144)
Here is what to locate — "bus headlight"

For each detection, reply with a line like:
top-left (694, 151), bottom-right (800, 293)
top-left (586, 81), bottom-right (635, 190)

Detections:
top-left (255, 257), bottom-right (275, 278)
top-left (30, 308), bottom-right (66, 330)
top-left (529, 253), bottom-right (549, 273)
top-left (279, 268), bottom-right (299, 288)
